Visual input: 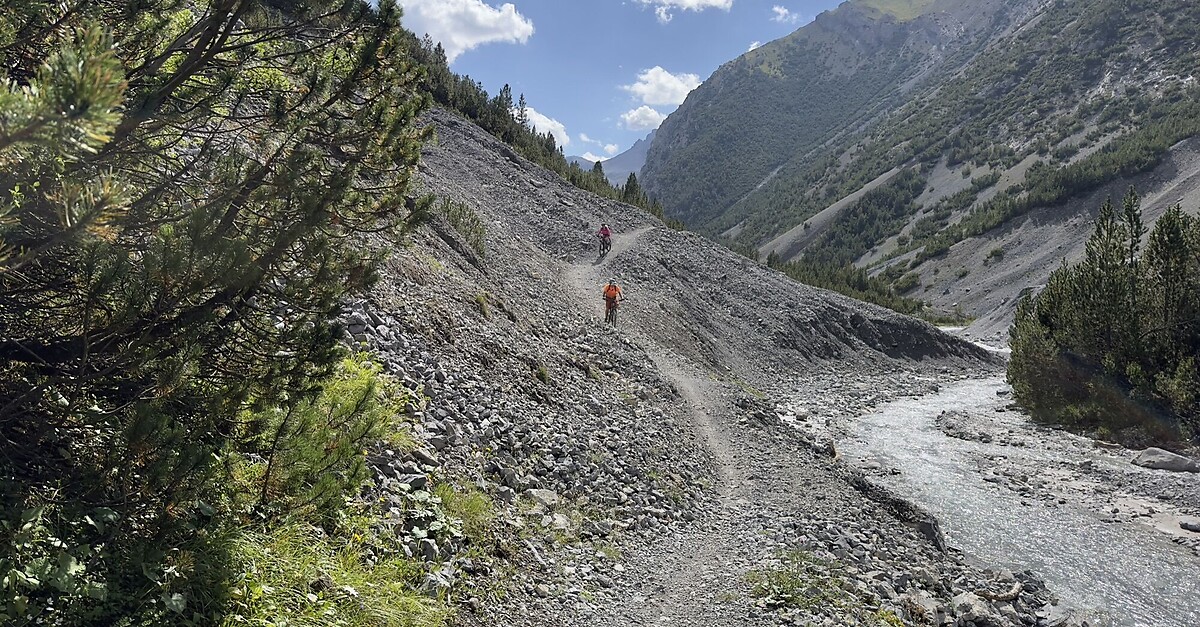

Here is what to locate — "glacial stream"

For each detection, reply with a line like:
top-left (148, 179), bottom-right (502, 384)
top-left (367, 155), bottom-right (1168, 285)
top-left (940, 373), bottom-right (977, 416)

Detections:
top-left (841, 377), bottom-right (1200, 627)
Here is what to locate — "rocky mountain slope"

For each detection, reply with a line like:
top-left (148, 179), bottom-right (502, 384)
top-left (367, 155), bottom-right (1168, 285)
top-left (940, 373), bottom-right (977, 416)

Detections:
top-left (354, 107), bottom-right (1097, 626)
top-left (641, 0), bottom-right (1200, 332)
top-left (640, 0), bottom-right (1035, 228)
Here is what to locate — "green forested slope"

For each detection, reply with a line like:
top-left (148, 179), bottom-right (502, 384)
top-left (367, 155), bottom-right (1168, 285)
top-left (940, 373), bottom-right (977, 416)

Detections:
top-left (644, 0), bottom-right (1200, 288)
top-left (640, 0), bottom-right (1021, 229)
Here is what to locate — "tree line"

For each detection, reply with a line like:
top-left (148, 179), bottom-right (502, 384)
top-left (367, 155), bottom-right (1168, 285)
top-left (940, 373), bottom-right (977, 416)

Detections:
top-left (401, 34), bottom-right (679, 226)
top-left (1010, 188), bottom-right (1199, 445)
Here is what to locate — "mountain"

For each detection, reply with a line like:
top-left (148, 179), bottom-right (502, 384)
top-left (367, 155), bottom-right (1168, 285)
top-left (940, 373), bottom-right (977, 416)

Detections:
top-left (567, 129), bottom-right (657, 187)
top-left (566, 154), bottom-right (596, 168)
top-left (641, 0), bottom-right (1200, 330)
top-left (598, 129), bottom-right (656, 186)
top-left (641, 0), bottom-right (1033, 229)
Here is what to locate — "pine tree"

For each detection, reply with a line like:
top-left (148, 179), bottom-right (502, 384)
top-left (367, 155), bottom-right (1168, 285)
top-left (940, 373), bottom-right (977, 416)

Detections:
top-left (1073, 197), bottom-right (1131, 360)
top-left (517, 93), bottom-right (529, 128)
top-left (622, 171), bottom-right (646, 205)
top-left (0, 1), bottom-right (432, 621)
top-left (1142, 204), bottom-right (1196, 359)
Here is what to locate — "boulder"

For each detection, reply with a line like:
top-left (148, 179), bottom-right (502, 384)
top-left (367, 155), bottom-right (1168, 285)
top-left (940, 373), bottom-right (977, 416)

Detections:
top-left (952, 592), bottom-right (1002, 625)
top-left (1131, 447), bottom-right (1199, 473)
top-left (525, 488), bottom-right (560, 509)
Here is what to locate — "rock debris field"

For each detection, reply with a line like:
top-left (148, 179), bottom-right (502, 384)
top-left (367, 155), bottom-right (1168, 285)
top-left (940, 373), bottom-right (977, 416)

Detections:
top-left (332, 109), bottom-right (1197, 627)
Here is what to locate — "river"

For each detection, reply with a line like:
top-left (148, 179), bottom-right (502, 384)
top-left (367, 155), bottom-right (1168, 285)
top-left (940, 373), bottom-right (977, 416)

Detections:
top-left (840, 376), bottom-right (1200, 627)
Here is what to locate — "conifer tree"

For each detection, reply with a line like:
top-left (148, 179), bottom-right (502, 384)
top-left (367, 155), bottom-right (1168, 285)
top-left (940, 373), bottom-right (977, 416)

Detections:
top-left (622, 171), bottom-right (646, 205)
top-left (0, 1), bottom-right (432, 620)
top-left (517, 93), bottom-right (530, 127)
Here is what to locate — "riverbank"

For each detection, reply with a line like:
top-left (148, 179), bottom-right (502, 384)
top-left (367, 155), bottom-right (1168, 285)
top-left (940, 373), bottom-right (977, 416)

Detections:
top-left (837, 376), bottom-right (1200, 626)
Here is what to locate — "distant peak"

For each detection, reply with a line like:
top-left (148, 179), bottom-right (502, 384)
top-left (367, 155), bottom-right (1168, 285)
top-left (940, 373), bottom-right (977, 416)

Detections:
top-left (851, 0), bottom-right (940, 21)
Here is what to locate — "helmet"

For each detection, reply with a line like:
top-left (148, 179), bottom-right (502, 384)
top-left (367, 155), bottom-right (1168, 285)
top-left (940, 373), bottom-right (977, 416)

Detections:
top-left (608, 278), bottom-right (617, 284)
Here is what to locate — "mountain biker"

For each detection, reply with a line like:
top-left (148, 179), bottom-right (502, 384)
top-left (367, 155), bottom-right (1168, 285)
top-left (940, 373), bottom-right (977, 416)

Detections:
top-left (602, 278), bottom-right (622, 322)
top-left (597, 224), bottom-right (612, 254)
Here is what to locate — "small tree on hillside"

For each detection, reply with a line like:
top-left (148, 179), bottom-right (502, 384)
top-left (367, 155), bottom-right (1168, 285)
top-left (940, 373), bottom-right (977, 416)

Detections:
top-left (516, 93), bottom-right (529, 128)
top-left (622, 172), bottom-right (647, 205)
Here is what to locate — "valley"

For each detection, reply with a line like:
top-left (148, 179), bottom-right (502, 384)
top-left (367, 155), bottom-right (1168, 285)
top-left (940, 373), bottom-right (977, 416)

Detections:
top-left (5, 2), bottom-right (1199, 626)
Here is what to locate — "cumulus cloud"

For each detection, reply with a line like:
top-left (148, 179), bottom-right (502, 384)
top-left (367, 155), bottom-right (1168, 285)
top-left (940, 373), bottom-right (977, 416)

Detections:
top-left (622, 66), bottom-right (701, 107)
top-left (581, 151), bottom-right (608, 162)
top-left (524, 106), bottom-right (569, 147)
top-left (637, 0), bottom-right (733, 24)
top-left (621, 106), bottom-right (667, 131)
top-left (771, 5), bottom-right (801, 23)
top-left (748, 40), bottom-right (761, 51)
top-left (579, 133), bottom-right (620, 156)
top-left (400, 0), bottom-right (534, 63)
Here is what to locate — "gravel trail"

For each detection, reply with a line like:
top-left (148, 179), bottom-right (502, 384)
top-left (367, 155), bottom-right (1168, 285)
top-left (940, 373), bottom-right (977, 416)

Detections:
top-left (564, 224), bottom-right (755, 624)
top-left (363, 108), bottom-right (1106, 627)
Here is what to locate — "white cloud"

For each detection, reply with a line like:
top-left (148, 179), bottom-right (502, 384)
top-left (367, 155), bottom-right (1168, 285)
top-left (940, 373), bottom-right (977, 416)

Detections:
top-left (622, 66), bottom-right (701, 106)
top-left (581, 151), bottom-right (608, 162)
top-left (771, 5), bottom-right (801, 23)
top-left (637, 0), bottom-right (733, 24)
top-left (621, 106), bottom-right (667, 131)
top-left (399, 0), bottom-right (534, 63)
top-left (578, 133), bottom-right (621, 156)
top-left (748, 40), bottom-right (761, 51)
top-left (524, 106), bottom-right (569, 147)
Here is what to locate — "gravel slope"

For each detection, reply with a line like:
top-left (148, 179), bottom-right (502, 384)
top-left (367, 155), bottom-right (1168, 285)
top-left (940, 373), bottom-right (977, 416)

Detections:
top-left (348, 109), bottom-right (1082, 627)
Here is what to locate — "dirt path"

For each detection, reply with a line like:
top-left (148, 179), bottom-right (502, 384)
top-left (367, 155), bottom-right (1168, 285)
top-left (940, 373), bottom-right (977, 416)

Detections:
top-left (562, 225), bottom-right (761, 625)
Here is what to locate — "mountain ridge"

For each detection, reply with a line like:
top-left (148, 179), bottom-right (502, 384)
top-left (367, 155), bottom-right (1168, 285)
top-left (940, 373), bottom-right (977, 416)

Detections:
top-left (567, 129), bottom-right (656, 187)
top-left (641, 0), bottom-right (1031, 229)
top-left (642, 0), bottom-right (1200, 329)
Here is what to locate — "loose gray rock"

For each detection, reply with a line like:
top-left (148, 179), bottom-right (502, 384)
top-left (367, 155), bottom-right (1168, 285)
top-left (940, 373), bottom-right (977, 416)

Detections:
top-left (1131, 447), bottom-right (1199, 473)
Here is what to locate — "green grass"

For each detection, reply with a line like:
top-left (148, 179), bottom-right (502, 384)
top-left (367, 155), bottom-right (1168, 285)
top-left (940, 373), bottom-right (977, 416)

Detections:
top-left (746, 551), bottom-right (910, 624)
top-left (746, 551), bottom-right (849, 611)
top-left (857, 0), bottom-right (938, 21)
top-left (474, 292), bottom-right (492, 319)
top-left (433, 482), bottom-right (494, 541)
top-left (729, 377), bottom-right (766, 400)
top-left (593, 541), bottom-right (621, 561)
top-left (225, 522), bottom-right (446, 627)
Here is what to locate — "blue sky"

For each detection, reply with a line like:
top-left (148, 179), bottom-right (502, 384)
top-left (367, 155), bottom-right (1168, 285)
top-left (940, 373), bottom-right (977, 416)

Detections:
top-left (399, 1), bottom-right (842, 161)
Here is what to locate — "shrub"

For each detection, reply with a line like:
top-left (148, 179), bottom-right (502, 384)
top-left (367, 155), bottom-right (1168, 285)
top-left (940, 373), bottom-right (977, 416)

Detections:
top-left (0, 4), bottom-right (433, 622)
top-left (892, 272), bottom-right (921, 294)
top-left (437, 198), bottom-right (487, 258)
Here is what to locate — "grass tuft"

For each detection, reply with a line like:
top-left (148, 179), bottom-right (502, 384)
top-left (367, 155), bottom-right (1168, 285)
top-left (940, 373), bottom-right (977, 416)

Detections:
top-left (226, 521), bottom-right (447, 627)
